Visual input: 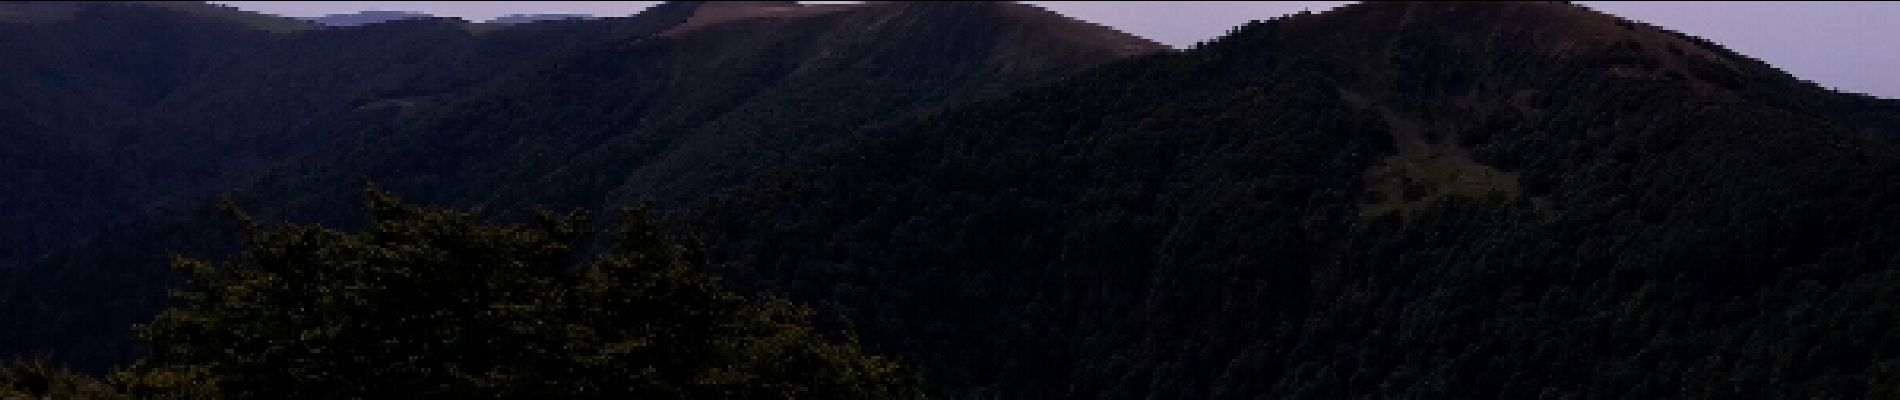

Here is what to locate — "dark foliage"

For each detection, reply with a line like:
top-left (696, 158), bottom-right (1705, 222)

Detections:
top-left (10, 1), bottom-right (1900, 398)
top-left (0, 4), bottom-right (632, 368)
top-left (0, 355), bottom-right (121, 399)
top-left (691, 2), bottom-right (1900, 398)
top-left (0, 1), bottom-right (1154, 372)
top-left (0, 4), bottom-right (612, 268)
top-left (1, 188), bottom-right (923, 399)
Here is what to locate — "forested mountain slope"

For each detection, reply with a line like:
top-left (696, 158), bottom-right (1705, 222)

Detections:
top-left (0, 2), bottom-right (646, 369)
top-left (1835, 93), bottom-right (1900, 140)
top-left (691, 2), bottom-right (1900, 398)
top-left (0, 2), bottom-right (615, 269)
top-left (0, 2), bottom-right (280, 269)
top-left (233, 1), bottom-right (1161, 226)
top-left (0, 0), bottom-right (1159, 372)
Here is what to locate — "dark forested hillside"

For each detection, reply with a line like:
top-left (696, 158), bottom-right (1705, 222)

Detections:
top-left (691, 2), bottom-right (1900, 398)
top-left (0, 1), bottom-right (1159, 372)
top-left (0, 2), bottom-right (281, 269)
top-left (0, 2), bottom-right (635, 369)
top-left (1835, 93), bottom-right (1900, 140)
top-left (13, 1), bottom-right (1900, 398)
top-left (0, 2), bottom-right (615, 269)
top-left (235, 0), bottom-right (1162, 225)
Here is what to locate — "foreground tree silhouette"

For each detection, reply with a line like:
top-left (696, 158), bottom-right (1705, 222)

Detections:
top-left (1, 186), bottom-right (922, 399)
top-left (0, 356), bottom-right (120, 399)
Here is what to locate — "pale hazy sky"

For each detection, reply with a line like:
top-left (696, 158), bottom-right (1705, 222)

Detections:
top-left (211, 1), bottom-right (1900, 99)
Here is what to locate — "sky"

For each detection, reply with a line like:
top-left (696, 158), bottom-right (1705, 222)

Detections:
top-left (211, 1), bottom-right (1900, 99)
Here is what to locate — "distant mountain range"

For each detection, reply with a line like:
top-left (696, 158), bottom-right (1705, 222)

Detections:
top-left (302, 10), bottom-right (432, 27)
top-left (299, 10), bottom-right (599, 27)
top-left (5, 1), bottom-right (1900, 398)
top-left (487, 13), bottom-right (597, 25)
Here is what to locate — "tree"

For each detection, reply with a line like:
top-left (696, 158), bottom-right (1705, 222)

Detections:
top-left (0, 185), bottom-right (923, 399)
top-left (0, 355), bottom-right (124, 400)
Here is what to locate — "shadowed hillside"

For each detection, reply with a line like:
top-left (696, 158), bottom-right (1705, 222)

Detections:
top-left (0, 0), bottom-right (1161, 372)
top-left (690, 1), bottom-right (1900, 398)
top-left (9, 1), bottom-right (1900, 398)
top-left (0, 1), bottom-right (614, 270)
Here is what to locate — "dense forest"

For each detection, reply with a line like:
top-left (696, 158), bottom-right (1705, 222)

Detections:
top-left (0, 0), bottom-right (1157, 373)
top-left (3, 189), bottom-right (924, 399)
top-left (691, 2), bottom-right (1900, 398)
top-left (0, 1), bottom-right (622, 269)
top-left (8, 1), bottom-right (1900, 398)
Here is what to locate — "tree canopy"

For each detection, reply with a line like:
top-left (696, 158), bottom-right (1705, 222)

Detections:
top-left (3, 187), bottom-right (923, 399)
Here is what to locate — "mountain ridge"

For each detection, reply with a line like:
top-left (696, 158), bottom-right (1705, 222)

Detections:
top-left (0, 1), bottom-right (315, 31)
top-left (0, 0), bottom-right (1166, 373)
top-left (686, 1), bottom-right (1900, 397)
top-left (6, 1), bottom-right (1900, 398)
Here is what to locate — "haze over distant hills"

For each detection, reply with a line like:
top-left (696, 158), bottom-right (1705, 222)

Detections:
top-left (4, 1), bottom-right (1900, 398)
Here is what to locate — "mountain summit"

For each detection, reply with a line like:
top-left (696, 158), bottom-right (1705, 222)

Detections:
top-left (660, 0), bottom-right (832, 34)
top-left (690, 1), bottom-right (1900, 398)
